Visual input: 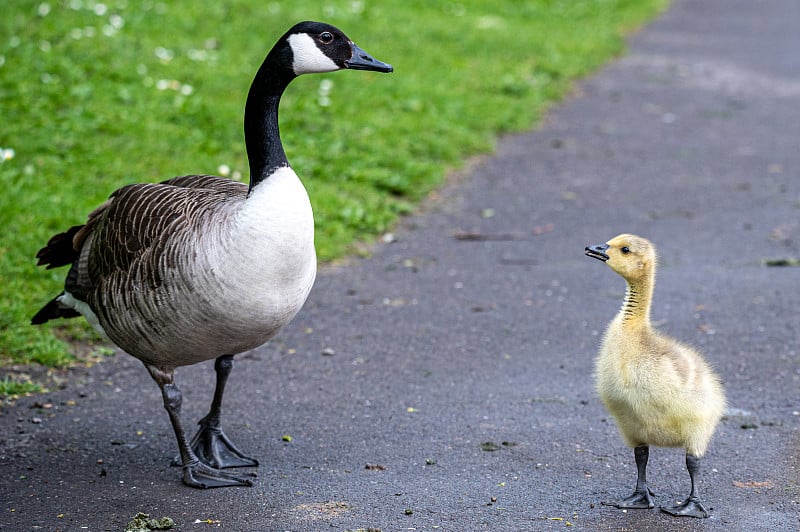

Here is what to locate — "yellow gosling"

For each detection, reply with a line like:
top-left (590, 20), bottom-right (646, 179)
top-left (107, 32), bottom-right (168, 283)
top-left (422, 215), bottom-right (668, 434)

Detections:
top-left (585, 234), bottom-right (725, 518)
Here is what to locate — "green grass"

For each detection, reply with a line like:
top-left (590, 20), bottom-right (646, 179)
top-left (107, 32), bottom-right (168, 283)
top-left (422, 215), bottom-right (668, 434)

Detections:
top-left (0, 377), bottom-right (43, 399)
top-left (0, 0), bottom-right (667, 380)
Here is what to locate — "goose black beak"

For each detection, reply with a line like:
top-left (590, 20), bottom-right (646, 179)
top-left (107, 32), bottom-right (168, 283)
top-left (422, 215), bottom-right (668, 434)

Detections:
top-left (585, 243), bottom-right (610, 262)
top-left (345, 42), bottom-right (393, 73)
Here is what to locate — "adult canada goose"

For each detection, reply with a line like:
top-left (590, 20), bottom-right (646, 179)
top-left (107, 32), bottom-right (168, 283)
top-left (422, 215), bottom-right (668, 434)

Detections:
top-left (31, 21), bottom-right (392, 489)
top-left (585, 234), bottom-right (725, 518)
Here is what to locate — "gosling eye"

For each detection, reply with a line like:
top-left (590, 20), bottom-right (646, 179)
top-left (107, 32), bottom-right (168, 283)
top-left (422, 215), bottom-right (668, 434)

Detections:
top-left (319, 31), bottom-right (334, 44)
top-left (621, 246), bottom-right (631, 254)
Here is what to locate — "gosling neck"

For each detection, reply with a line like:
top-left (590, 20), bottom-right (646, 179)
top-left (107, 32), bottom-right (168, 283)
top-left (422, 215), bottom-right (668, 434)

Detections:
top-left (244, 50), bottom-right (296, 192)
top-left (619, 269), bottom-right (655, 329)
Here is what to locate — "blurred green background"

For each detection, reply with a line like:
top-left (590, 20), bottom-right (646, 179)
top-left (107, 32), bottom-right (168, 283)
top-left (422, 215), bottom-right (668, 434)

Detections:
top-left (0, 0), bottom-right (667, 395)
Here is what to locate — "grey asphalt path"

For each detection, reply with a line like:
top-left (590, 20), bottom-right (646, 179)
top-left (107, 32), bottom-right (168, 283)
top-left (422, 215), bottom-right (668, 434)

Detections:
top-left (2, 0), bottom-right (799, 530)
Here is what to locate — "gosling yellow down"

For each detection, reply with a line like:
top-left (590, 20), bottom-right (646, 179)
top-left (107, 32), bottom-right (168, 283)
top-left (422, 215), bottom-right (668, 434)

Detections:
top-left (585, 234), bottom-right (725, 518)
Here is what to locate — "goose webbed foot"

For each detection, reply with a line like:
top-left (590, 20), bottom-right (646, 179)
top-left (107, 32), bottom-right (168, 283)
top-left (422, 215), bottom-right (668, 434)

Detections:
top-left (148, 363), bottom-right (257, 489)
top-left (661, 496), bottom-right (709, 518)
top-left (174, 424), bottom-right (259, 469)
top-left (181, 458), bottom-right (255, 489)
top-left (602, 487), bottom-right (656, 509)
top-left (170, 354), bottom-right (259, 469)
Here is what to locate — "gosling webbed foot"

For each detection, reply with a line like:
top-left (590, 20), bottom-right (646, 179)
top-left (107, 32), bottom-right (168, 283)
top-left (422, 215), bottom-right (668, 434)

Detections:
top-left (181, 459), bottom-right (255, 489)
top-left (173, 425), bottom-right (259, 469)
top-left (661, 496), bottom-right (710, 518)
top-left (602, 487), bottom-right (656, 509)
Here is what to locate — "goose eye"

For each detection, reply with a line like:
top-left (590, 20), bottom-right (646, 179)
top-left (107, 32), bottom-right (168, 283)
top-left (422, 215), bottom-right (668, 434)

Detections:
top-left (319, 31), bottom-right (334, 44)
top-left (621, 246), bottom-right (631, 254)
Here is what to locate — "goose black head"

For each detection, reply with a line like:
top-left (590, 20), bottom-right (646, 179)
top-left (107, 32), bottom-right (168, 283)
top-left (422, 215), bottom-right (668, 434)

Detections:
top-left (245, 21), bottom-right (392, 184)
top-left (283, 21), bottom-right (393, 75)
top-left (586, 234), bottom-right (656, 281)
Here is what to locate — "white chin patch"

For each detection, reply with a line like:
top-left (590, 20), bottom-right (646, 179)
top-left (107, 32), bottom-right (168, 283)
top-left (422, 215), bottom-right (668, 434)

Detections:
top-left (287, 33), bottom-right (340, 75)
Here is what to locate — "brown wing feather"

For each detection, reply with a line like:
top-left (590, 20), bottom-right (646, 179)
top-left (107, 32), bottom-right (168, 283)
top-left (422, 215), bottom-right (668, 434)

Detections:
top-left (34, 175), bottom-right (245, 267)
top-left (161, 174), bottom-right (247, 194)
top-left (81, 178), bottom-right (246, 291)
top-left (32, 174), bottom-right (247, 324)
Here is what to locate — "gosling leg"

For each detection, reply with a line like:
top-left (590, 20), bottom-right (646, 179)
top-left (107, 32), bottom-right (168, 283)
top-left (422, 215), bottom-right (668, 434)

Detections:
top-left (661, 453), bottom-right (710, 518)
top-left (604, 445), bottom-right (655, 509)
top-left (178, 355), bottom-right (259, 469)
top-left (146, 364), bottom-right (253, 488)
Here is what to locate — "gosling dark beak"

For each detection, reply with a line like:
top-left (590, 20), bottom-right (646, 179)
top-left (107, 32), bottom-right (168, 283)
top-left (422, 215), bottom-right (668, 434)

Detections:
top-left (345, 42), bottom-right (393, 73)
top-left (585, 243), bottom-right (610, 262)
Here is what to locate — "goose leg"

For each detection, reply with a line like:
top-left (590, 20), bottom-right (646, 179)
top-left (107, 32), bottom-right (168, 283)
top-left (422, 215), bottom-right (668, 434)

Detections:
top-left (179, 355), bottom-right (259, 469)
top-left (661, 454), bottom-right (710, 518)
top-left (604, 445), bottom-right (655, 509)
top-left (146, 364), bottom-right (253, 488)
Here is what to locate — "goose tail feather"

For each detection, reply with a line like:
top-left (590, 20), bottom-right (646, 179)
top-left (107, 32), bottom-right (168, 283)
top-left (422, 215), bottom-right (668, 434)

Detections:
top-left (31, 294), bottom-right (81, 325)
top-left (35, 225), bottom-right (83, 269)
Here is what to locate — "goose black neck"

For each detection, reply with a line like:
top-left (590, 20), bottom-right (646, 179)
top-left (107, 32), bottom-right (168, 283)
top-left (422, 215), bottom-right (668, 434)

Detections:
top-left (244, 51), bottom-right (296, 191)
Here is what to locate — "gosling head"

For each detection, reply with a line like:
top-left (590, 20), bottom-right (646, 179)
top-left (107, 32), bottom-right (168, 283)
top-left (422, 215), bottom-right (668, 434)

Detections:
top-left (585, 234), bottom-right (657, 282)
